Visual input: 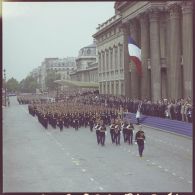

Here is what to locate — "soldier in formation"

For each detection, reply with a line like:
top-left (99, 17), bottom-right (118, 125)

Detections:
top-left (135, 125), bottom-right (145, 157)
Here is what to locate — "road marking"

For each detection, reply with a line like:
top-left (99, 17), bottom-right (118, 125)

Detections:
top-left (99, 186), bottom-right (103, 191)
top-left (82, 168), bottom-right (86, 172)
top-left (158, 165), bottom-right (162, 169)
top-left (188, 181), bottom-right (192, 184)
top-left (164, 168), bottom-right (169, 172)
top-left (146, 159), bottom-right (150, 162)
top-left (90, 178), bottom-right (94, 181)
top-left (172, 172), bottom-right (176, 176)
top-left (179, 176), bottom-right (184, 179)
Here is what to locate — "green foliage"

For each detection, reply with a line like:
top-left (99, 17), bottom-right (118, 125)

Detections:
top-left (6, 77), bottom-right (19, 93)
top-left (18, 76), bottom-right (40, 93)
top-left (45, 70), bottom-right (61, 90)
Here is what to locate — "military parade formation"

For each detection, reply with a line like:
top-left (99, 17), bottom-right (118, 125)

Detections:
top-left (17, 93), bottom-right (146, 157)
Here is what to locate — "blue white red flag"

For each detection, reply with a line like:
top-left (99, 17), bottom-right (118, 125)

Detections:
top-left (128, 37), bottom-right (142, 76)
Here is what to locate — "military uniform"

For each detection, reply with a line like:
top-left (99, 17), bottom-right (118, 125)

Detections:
top-left (114, 124), bottom-right (121, 145)
top-left (135, 126), bottom-right (145, 157)
top-left (126, 123), bottom-right (134, 145)
top-left (94, 123), bottom-right (100, 144)
top-left (99, 124), bottom-right (106, 146)
top-left (109, 122), bottom-right (115, 144)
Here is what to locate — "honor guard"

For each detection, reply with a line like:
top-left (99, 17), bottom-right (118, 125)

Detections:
top-left (135, 125), bottom-right (145, 157)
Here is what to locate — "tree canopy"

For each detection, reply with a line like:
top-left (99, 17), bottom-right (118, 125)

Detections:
top-left (6, 77), bottom-right (19, 93)
top-left (18, 76), bottom-right (40, 93)
top-left (45, 70), bottom-right (61, 90)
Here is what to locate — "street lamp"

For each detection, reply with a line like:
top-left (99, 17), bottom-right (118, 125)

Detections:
top-left (3, 69), bottom-right (6, 106)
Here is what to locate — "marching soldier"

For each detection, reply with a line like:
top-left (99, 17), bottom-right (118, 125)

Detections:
top-left (114, 119), bottom-right (121, 146)
top-left (121, 120), bottom-right (128, 143)
top-left (94, 120), bottom-right (100, 145)
top-left (99, 120), bottom-right (106, 146)
top-left (57, 116), bottom-right (64, 131)
top-left (109, 119), bottom-right (115, 144)
top-left (126, 122), bottom-right (134, 145)
top-left (135, 125), bottom-right (145, 157)
top-left (89, 116), bottom-right (94, 132)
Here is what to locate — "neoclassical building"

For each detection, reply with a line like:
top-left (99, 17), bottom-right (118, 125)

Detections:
top-left (93, 1), bottom-right (193, 101)
top-left (70, 42), bottom-right (98, 83)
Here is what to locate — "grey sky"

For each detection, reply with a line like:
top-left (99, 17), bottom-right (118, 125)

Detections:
top-left (3, 2), bottom-right (115, 82)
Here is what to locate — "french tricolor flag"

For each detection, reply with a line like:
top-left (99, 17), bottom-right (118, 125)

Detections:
top-left (128, 37), bottom-right (142, 76)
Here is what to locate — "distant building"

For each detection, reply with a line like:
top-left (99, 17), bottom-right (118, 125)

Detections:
top-left (69, 42), bottom-right (98, 83)
top-left (30, 57), bottom-right (76, 91)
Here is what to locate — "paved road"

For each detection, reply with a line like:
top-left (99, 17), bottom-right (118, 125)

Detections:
top-left (3, 97), bottom-right (192, 192)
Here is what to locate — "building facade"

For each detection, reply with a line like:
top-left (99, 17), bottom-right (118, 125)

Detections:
top-left (70, 42), bottom-right (98, 83)
top-left (30, 57), bottom-right (76, 91)
top-left (93, 1), bottom-right (193, 101)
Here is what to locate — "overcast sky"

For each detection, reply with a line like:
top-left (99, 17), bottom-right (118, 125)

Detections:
top-left (3, 2), bottom-right (115, 82)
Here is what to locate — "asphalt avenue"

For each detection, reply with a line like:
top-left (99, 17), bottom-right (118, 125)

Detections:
top-left (3, 97), bottom-right (192, 192)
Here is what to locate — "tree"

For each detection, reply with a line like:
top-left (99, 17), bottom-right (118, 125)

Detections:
top-left (45, 70), bottom-right (61, 90)
top-left (18, 76), bottom-right (40, 93)
top-left (6, 77), bottom-right (19, 93)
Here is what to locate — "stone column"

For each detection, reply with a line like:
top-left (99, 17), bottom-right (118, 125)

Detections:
top-left (149, 8), bottom-right (161, 101)
top-left (139, 12), bottom-right (150, 100)
top-left (182, 1), bottom-right (193, 98)
top-left (165, 11), bottom-right (171, 98)
top-left (121, 23), bottom-right (131, 97)
top-left (169, 4), bottom-right (182, 99)
top-left (129, 19), bottom-right (140, 99)
top-left (160, 12), bottom-right (167, 98)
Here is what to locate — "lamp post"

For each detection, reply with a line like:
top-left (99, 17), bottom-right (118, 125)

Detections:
top-left (3, 69), bottom-right (6, 106)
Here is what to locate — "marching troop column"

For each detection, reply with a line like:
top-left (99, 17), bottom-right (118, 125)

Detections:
top-left (139, 12), bottom-right (150, 100)
top-left (169, 4), bottom-right (182, 100)
top-left (129, 19), bottom-right (140, 99)
top-left (149, 8), bottom-right (161, 102)
top-left (182, 1), bottom-right (193, 98)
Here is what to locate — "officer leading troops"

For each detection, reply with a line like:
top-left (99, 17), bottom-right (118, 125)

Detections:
top-left (135, 125), bottom-right (145, 157)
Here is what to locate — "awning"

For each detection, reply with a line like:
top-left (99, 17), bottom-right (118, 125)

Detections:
top-left (54, 79), bottom-right (99, 88)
